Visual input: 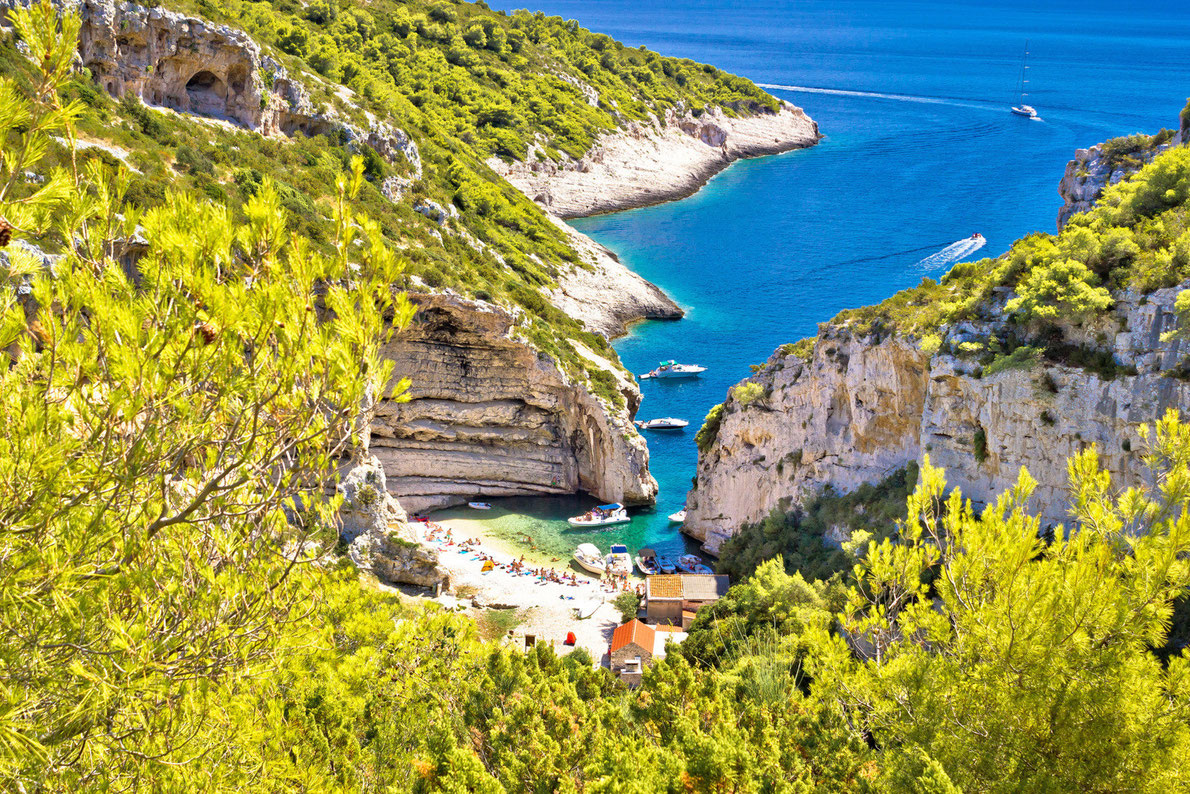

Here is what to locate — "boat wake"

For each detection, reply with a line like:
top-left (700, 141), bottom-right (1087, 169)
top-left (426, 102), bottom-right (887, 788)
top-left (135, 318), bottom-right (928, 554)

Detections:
top-left (758, 83), bottom-right (1002, 114)
top-left (915, 236), bottom-right (988, 272)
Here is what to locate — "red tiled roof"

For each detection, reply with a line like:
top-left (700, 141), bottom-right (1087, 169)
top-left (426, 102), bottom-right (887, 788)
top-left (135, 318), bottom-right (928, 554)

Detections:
top-left (610, 619), bottom-right (655, 653)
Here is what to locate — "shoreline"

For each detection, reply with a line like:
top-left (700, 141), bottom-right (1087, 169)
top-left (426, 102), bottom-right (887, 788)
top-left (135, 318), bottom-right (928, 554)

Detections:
top-left (413, 516), bottom-right (644, 662)
top-left (492, 101), bottom-right (821, 221)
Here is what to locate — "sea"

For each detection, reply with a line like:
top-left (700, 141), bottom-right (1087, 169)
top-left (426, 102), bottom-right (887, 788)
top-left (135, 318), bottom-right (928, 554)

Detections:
top-left (438, 0), bottom-right (1190, 566)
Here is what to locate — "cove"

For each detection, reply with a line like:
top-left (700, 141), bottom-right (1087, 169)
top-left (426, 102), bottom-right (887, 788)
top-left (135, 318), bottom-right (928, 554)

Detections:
top-left (446, 0), bottom-right (1190, 564)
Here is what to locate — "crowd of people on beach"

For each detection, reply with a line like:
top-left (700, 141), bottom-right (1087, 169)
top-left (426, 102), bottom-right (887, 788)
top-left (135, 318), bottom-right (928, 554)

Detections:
top-left (419, 518), bottom-right (644, 596)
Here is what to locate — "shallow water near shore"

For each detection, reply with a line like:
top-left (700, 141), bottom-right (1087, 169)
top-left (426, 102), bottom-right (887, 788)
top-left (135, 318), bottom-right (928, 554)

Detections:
top-left (454, 0), bottom-right (1190, 563)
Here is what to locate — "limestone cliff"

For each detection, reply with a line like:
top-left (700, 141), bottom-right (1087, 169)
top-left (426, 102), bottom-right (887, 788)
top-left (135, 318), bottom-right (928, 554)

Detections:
top-left (489, 102), bottom-right (821, 218)
top-left (370, 293), bottom-right (657, 514)
top-left (685, 281), bottom-right (1190, 555)
top-left (339, 457), bottom-right (450, 590)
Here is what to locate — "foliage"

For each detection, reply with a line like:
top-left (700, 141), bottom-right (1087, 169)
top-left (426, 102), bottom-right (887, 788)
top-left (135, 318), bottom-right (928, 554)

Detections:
top-left (717, 464), bottom-right (919, 584)
top-left (811, 428), bottom-right (1190, 791)
top-left (732, 380), bottom-right (765, 406)
top-left (612, 590), bottom-right (642, 623)
top-left (695, 402), bottom-right (725, 452)
top-left (1004, 256), bottom-right (1113, 323)
top-left (0, 3), bottom-right (413, 780)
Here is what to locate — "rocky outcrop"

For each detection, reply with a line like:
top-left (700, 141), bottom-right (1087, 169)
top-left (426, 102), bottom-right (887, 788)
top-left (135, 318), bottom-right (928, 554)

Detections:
top-left (685, 284), bottom-right (1190, 555)
top-left (370, 293), bottom-right (657, 514)
top-left (339, 457), bottom-right (450, 590)
top-left (546, 216), bottom-right (683, 337)
top-left (489, 102), bottom-right (820, 218)
top-left (1, 0), bottom-right (419, 170)
top-left (1056, 141), bottom-right (1174, 230)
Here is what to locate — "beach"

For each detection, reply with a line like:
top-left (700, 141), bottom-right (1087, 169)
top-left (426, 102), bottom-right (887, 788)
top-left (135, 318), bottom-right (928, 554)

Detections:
top-left (408, 516), bottom-right (644, 664)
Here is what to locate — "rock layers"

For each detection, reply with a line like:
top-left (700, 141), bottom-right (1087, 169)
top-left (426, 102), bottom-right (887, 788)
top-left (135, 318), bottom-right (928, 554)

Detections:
top-left (370, 293), bottom-right (657, 514)
top-left (490, 102), bottom-right (821, 219)
top-left (685, 283), bottom-right (1190, 555)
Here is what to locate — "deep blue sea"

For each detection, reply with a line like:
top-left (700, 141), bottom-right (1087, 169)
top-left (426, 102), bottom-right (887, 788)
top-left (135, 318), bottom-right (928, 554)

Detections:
top-left (450, 0), bottom-right (1190, 565)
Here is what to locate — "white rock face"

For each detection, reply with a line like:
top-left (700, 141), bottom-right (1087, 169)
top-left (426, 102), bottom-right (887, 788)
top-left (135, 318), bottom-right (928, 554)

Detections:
top-left (489, 102), bottom-right (820, 219)
top-left (1056, 139), bottom-right (1177, 230)
top-left (370, 294), bottom-right (657, 514)
top-left (685, 284), bottom-right (1190, 555)
top-left (339, 456), bottom-right (450, 590)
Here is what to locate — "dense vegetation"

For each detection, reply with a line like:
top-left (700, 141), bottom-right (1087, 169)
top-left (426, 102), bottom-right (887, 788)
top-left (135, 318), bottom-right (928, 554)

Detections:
top-left (3, 0), bottom-right (781, 409)
top-left (3, 3), bottom-right (1190, 791)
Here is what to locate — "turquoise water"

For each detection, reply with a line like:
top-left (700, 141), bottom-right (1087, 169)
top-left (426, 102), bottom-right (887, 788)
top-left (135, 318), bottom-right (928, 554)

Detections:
top-left (468, 0), bottom-right (1190, 562)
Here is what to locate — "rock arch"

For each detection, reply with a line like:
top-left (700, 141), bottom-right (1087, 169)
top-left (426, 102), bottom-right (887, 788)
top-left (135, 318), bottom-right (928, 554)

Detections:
top-left (184, 70), bottom-right (226, 117)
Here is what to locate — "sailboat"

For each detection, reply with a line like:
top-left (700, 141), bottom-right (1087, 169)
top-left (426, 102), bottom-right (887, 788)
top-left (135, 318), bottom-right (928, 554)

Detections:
top-left (1010, 41), bottom-right (1039, 119)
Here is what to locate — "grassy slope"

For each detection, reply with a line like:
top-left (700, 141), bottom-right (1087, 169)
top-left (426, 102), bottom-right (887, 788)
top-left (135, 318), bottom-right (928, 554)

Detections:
top-left (6, 0), bottom-right (786, 409)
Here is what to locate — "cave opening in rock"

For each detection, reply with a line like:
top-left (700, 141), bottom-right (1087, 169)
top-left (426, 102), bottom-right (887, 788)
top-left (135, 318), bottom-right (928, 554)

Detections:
top-left (184, 70), bottom-right (226, 117)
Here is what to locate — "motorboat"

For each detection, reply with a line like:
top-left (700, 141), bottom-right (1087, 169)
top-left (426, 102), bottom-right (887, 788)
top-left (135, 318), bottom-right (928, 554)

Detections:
top-left (668, 509), bottom-right (686, 524)
top-left (676, 553), bottom-right (712, 574)
top-left (635, 548), bottom-right (660, 576)
top-left (606, 544), bottom-right (633, 576)
top-left (468, 501), bottom-right (492, 510)
top-left (567, 503), bottom-right (631, 528)
top-left (970, 233), bottom-right (984, 241)
top-left (637, 417), bottom-right (689, 430)
top-left (656, 556), bottom-right (677, 574)
top-left (573, 543), bottom-right (606, 575)
top-left (691, 563), bottom-right (714, 575)
top-left (640, 360), bottom-right (707, 380)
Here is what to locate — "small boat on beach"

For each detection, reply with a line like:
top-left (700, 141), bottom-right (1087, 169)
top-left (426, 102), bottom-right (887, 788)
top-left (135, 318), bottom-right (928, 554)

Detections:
top-left (606, 543), bottom-right (633, 576)
top-left (676, 554), bottom-right (713, 575)
top-left (573, 543), bottom-right (607, 575)
top-left (657, 556), bottom-right (678, 574)
top-left (468, 501), bottom-right (492, 510)
top-left (567, 503), bottom-right (631, 528)
top-left (640, 360), bottom-right (707, 380)
top-left (635, 548), bottom-right (660, 576)
top-left (637, 417), bottom-right (689, 430)
top-left (668, 509), bottom-right (687, 524)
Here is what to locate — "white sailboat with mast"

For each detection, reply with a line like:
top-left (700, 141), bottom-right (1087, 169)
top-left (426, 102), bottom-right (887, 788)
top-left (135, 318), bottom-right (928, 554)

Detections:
top-left (1011, 40), bottom-right (1039, 119)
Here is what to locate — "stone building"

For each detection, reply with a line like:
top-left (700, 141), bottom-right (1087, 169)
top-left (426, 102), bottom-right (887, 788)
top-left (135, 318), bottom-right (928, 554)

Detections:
top-left (644, 574), bottom-right (730, 629)
top-left (608, 619), bottom-right (686, 686)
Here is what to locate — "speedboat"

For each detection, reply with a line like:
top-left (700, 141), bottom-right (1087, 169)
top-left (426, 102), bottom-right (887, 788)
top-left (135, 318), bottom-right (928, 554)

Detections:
top-left (970, 233), bottom-right (984, 241)
top-left (573, 543), bottom-right (606, 575)
top-left (468, 501), bottom-right (492, 510)
top-left (668, 509), bottom-right (686, 524)
top-left (567, 503), bottom-right (631, 528)
top-left (637, 417), bottom-right (689, 430)
top-left (635, 548), bottom-right (660, 576)
top-left (606, 543), bottom-right (633, 576)
top-left (676, 553), bottom-right (712, 574)
top-left (656, 556), bottom-right (677, 574)
top-left (640, 360), bottom-right (707, 380)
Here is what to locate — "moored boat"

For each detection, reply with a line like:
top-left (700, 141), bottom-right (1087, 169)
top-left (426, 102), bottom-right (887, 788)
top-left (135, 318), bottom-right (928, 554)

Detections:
top-left (635, 548), bottom-right (660, 576)
top-left (657, 556), bottom-right (677, 574)
top-left (640, 360), bottom-right (707, 380)
top-left (668, 509), bottom-right (686, 524)
top-left (567, 503), bottom-right (631, 528)
top-left (606, 544), bottom-right (633, 576)
top-left (468, 501), bottom-right (492, 510)
top-left (573, 543), bottom-right (607, 575)
top-left (637, 417), bottom-right (689, 430)
top-left (676, 553), bottom-right (710, 574)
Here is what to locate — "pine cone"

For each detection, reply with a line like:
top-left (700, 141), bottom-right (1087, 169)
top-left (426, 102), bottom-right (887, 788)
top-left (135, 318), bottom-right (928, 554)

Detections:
top-left (0, 220), bottom-right (13, 248)
top-left (195, 321), bottom-right (217, 345)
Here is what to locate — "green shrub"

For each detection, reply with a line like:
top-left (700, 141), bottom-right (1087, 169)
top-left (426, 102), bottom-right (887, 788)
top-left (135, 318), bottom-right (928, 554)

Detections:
top-left (733, 381), bottom-right (765, 407)
top-left (696, 403), bottom-right (725, 453)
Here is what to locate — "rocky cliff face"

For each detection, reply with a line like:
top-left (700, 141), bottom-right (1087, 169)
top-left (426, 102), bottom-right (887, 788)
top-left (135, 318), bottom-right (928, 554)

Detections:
top-left (370, 293), bottom-right (657, 514)
top-left (685, 284), bottom-right (1190, 555)
top-left (1056, 141), bottom-right (1175, 230)
top-left (489, 102), bottom-right (820, 218)
top-left (339, 457), bottom-right (450, 590)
